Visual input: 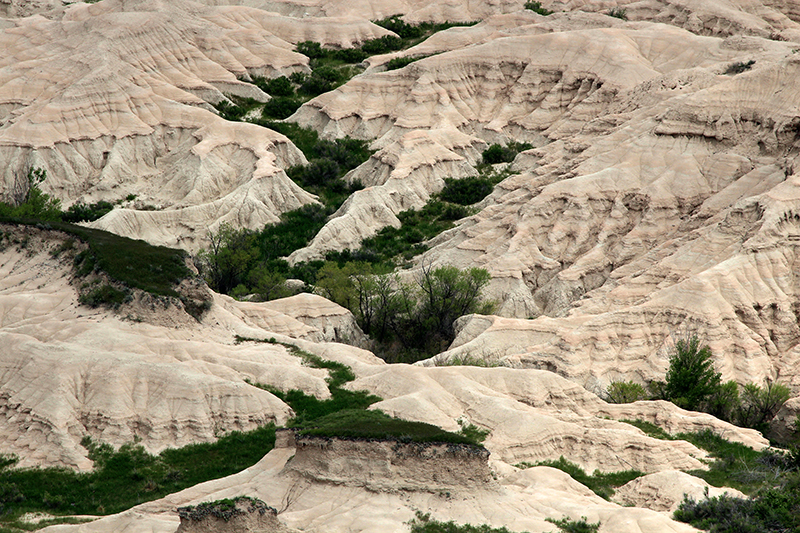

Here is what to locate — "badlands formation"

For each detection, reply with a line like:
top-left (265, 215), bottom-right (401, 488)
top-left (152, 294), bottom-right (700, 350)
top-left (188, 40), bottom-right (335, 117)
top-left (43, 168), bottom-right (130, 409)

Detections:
top-left (1, 0), bottom-right (800, 532)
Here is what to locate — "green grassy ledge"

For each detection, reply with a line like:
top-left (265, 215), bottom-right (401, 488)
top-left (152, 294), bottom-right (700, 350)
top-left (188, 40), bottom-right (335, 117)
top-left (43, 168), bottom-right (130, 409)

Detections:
top-left (0, 217), bottom-right (191, 297)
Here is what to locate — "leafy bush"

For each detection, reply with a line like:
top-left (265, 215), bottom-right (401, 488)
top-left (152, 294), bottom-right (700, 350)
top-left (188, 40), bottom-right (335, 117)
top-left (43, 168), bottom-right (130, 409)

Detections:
top-left (358, 264), bottom-right (493, 360)
top-left (524, 1), bottom-right (552, 15)
top-left (360, 35), bottom-right (404, 55)
top-left (481, 142), bottom-right (532, 165)
top-left (295, 41), bottom-right (326, 59)
top-left (439, 176), bottom-right (495, 205)
top-left (62, 200), bottom-right (115, 223)
top-left (260, 76), bottom-right (295, 96)
top-left (0, 168), bottom-right (62, 221)
top-left (262, 96), bottom-right (302, 119)
top-left (736, 381), bottom-right (790, 433)
top-left (605, 381), bottom-right (648, 403)
top-left (664, 335), bottom-right (721, 412)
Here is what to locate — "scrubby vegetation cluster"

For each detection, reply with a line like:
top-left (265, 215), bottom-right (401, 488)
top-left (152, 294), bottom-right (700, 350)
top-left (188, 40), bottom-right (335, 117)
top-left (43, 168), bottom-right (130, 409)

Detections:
top-left (606, 335), bottom-right (791, 436)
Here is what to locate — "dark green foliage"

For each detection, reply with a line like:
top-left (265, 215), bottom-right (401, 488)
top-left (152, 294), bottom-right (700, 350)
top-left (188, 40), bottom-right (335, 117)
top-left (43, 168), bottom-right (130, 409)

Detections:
top-left (385, 54), bottom-right (432, 70)
top-left (375, 15), bottom-right (424, 39)
top-left (524, 1), bottom-right (553, 15)
top-left (408, 512), bottom-right (520, 533)
top-left (439, 177), bottom-right (494, 205)
top-left (62, 200), bottom-right (114, 223)
top-left (262, 97), bottom-right (302, 119)
top-left (605, 381), bottom-right (648, 403)
top-left (373, 16), bottom-right (479, 42)
top-left (480, 142), bottom-right (532, 165)
top-left (0, 426), bottom-right (275, 520)
top-left (725, 60), bottom-right (755, 75)
top-left (296, 41), bottom-right (325, 58)
top-left (546, 517), bottom-right (600, 533)
top-left (79, 283), bottom-right (129, 308)
top-left (608, 7), bottom-right (628, 20)
top-left (360, 35), bottom-right (404, 55)
top-left (529, 456), bottom-right (644, 500)
top-left (0, 168), bottom-right (62, 221)
top-left (287, 158), bottom-right (340, 188)
top-left (258, 76), bottom-right (295, 97)
top-left (298, 409), bottom-right (480, 445)
top-left (664, 335), bottom-right (721, 412)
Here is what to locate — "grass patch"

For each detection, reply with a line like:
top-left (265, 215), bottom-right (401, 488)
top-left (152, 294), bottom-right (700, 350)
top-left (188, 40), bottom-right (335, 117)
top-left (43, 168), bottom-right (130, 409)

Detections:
top-left (516, 456), bottom-right (644, 500)
top-left (298, 409), bottom-right (480, 445)
top-left (0, 425), bottom-right (276, 524)
top-left (1, 218), bottom-right (190, 298)
top-left (619, 419), bottom-right (677, 441)
top-left (78, 283), bottom-right (130, 308)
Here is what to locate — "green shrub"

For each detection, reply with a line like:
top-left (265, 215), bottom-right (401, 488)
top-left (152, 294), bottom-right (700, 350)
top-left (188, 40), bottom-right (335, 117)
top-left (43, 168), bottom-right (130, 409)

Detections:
top-left (605, 381), bottom-right (648, 403)
top-left (262, 97), bottom-right (302, 119)
top-left (724, 60), bottom-right (755, 75)
top-left (481, 142), bottom-right (532, 165)
top-left (408, 512), bottom-right (519, 533)
top-left (664, 335), bottom-right (721, 412)
top-left (62, 200), bottom-right (115, 223)
top-left (608, 7), bottom-right (627, 20)
top-left (439, 176), bottom-right (494, 205)
top-left (736, 381), bottom-right (790, 433)
top-left (619, 419), bottom-right (676, 441)
top-left (546, 516), bottom-right (600, 533)
top-left (295, 41), bottom-right (326, 59)
top-left (385, 55), bottom-right (431, 70)
top-left (260, 76), bottom-right (295, 96)
top-left (361, 35), bottom-right (404, 55)
top-left (524, 1), bottom-right (552, 15)
top-left (0, 168), bottom-right (62, 222)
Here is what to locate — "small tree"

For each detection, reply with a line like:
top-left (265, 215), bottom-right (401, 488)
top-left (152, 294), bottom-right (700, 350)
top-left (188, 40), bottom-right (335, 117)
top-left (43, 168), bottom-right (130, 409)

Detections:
top-left (736, 381), bottom-right (790, 431)
top-left (664, 335), bottom-right (721, 412)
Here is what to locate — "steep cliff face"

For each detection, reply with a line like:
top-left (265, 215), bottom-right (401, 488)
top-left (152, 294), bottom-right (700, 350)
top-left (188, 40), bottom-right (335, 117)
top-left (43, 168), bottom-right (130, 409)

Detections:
top-left (285, 434), bottom-right (492, 491)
